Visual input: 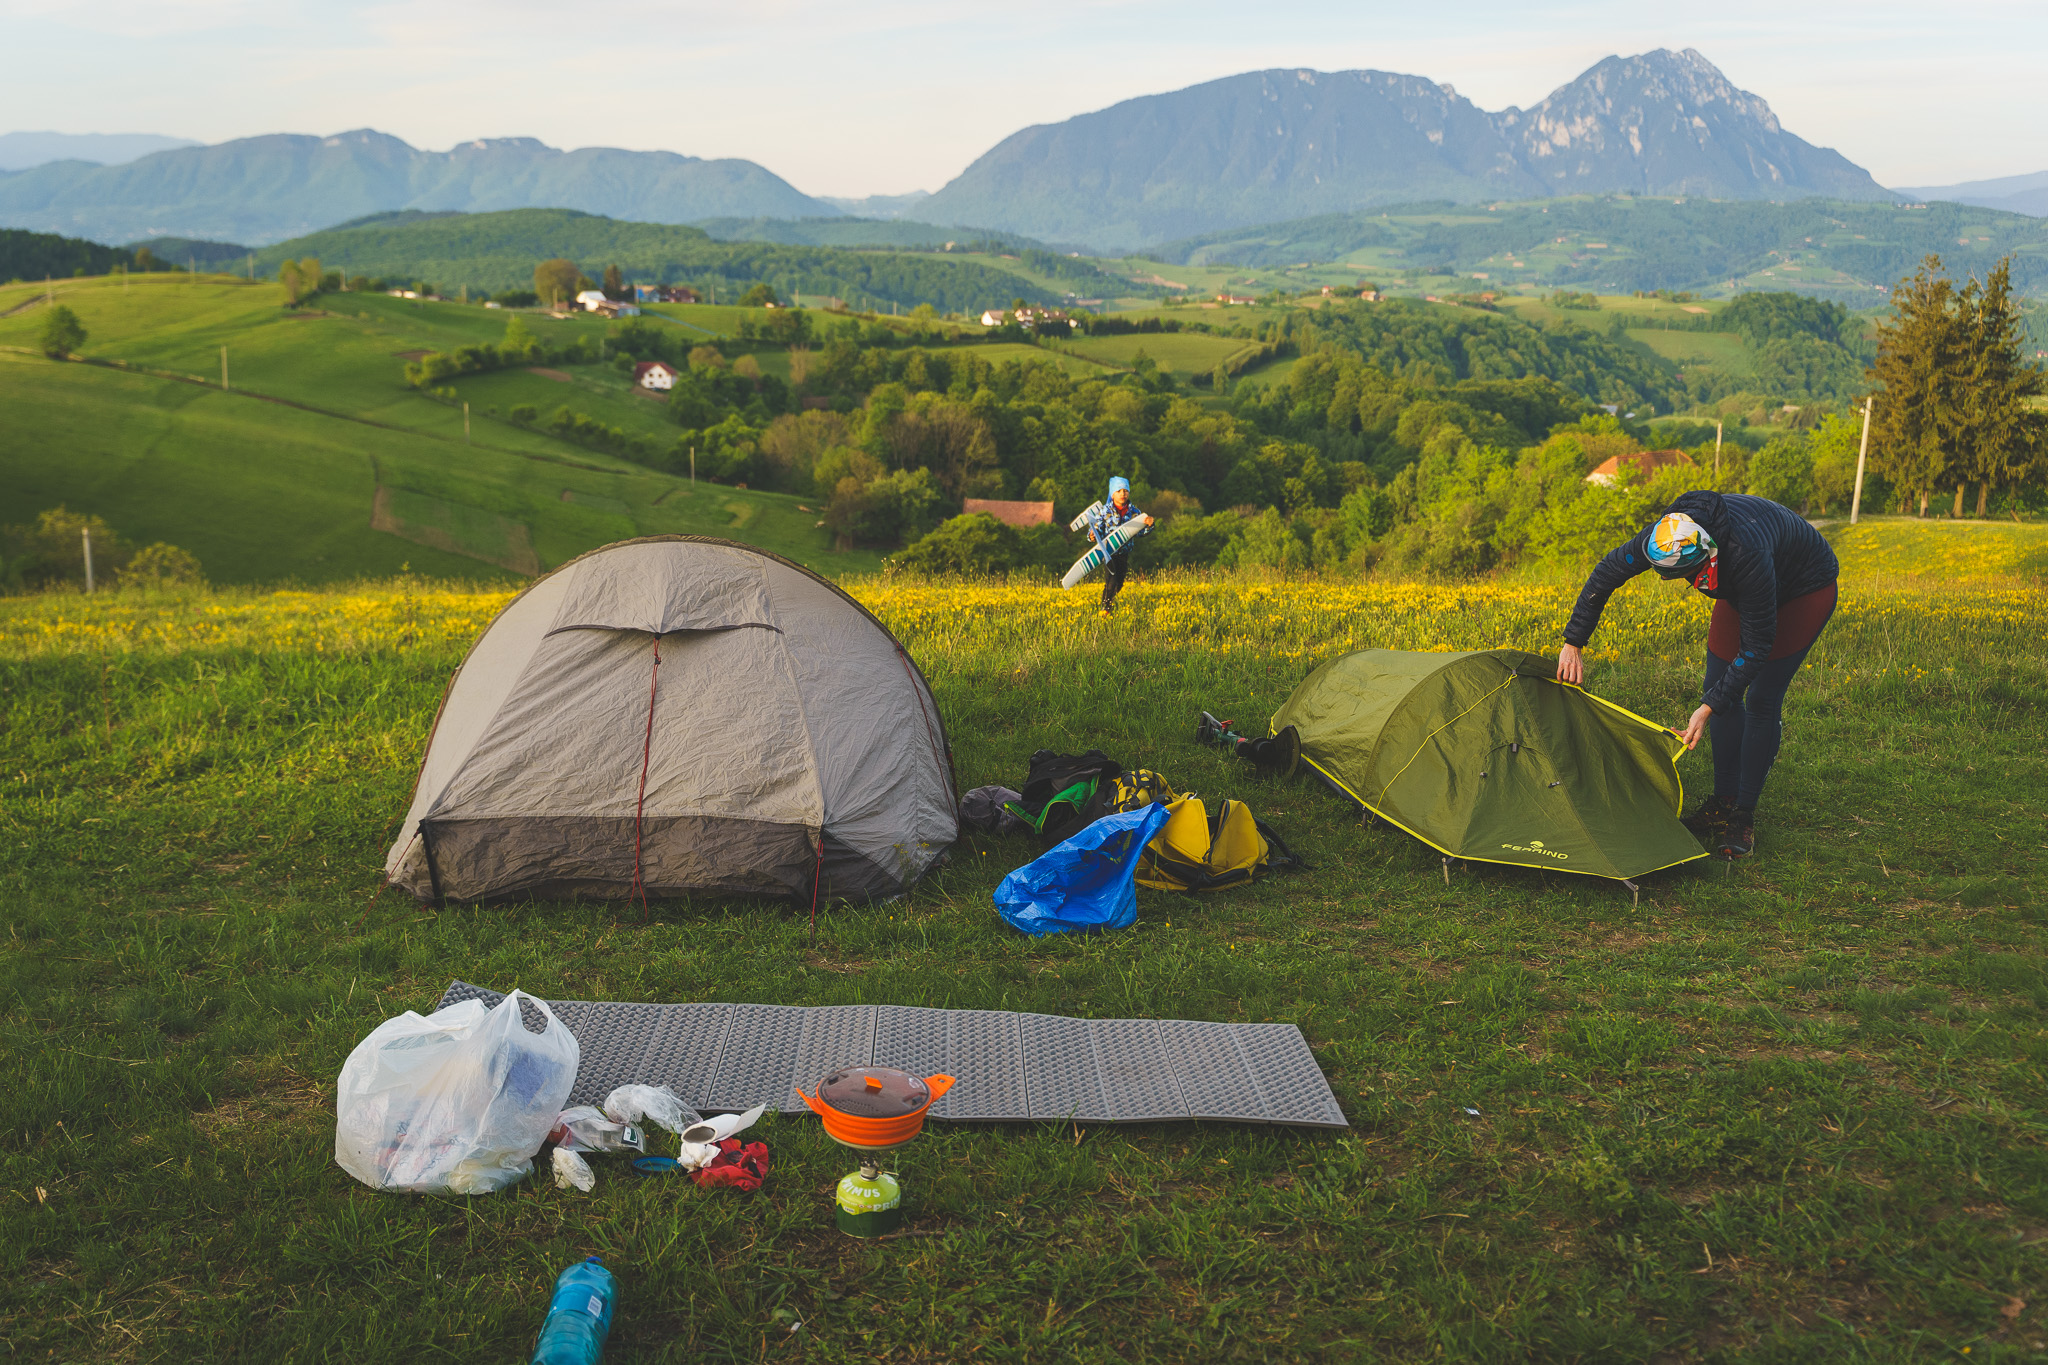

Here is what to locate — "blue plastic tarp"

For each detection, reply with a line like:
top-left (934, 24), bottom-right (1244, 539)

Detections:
top-left (993, 803), bottom-right (1172, 937)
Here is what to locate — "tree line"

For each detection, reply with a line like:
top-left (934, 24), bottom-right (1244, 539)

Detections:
top-left (391, 254), bottom-right (2045, 578)
top-left (1868, 255), bottom-right (2046, 517)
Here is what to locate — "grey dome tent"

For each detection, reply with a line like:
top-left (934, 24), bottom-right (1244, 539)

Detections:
top-left (384, 537), bottom-right (958, 904)
top-left (1271, 648), bottom-right (1707, 882)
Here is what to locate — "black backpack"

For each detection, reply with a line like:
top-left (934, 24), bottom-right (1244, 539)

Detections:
top-left (1002, 749), bottom-right (1124, 845)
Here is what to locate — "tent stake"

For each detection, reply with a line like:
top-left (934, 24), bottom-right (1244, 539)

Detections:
top-left (1442, 856), bottom-right (1452, 886)
top-left (1622, 878), bottom-right (1640, 909)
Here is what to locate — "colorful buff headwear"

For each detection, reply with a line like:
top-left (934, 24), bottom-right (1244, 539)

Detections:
top-left (1647, 512), bottom-right (1716, 575)
top-left (1108, 476), bottom-right (1131, 498)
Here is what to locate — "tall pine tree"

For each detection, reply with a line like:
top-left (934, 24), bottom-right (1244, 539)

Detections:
top-left (1956, 258), bottom-right (2047, 515)
top-left (1868, 256), bottom-right (1962, 517)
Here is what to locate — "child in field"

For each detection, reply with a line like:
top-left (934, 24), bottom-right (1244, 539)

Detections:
top-left (1087, 476), bottom-right (1154, 615)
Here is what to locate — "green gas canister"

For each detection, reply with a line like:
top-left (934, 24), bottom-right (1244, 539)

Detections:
top-left (834, 1161), bottom-right (902, 1237)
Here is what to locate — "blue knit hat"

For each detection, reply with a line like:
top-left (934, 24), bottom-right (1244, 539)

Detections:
top-left (1108, 476), bottom-right (1130, 497)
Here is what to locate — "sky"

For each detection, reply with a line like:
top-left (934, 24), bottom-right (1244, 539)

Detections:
top-left (6, 0), bottom-right (2045, 197)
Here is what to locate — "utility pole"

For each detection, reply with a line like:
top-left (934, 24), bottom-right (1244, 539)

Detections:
top-left (1850, 395), bottom-right (1873, 525)
top-left (1713, 420), bottom-right (1723, 479)
top-left (463, 401), bottom-right (471, 444)
top-left (82, 526), bottom-right (95, 593)
top-left (221, 346), bottom-right (229, 390)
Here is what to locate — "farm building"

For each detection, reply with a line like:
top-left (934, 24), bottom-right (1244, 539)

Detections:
top-left (1586, 449), bottom-right (1693, 487)
top-left (980, 307), bottom-right (1073, 332)
top-left (633, 361), bottom-right (680, 391)
top-left (574, 290), bottom-right (609, 311)
top-left (635, 285), bottom-right (700, 304)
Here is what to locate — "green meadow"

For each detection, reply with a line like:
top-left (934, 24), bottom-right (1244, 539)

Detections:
top-left (0, 276), bottom-right (879, 580)
top-left (2, 526), bottom-right (2045, 1360)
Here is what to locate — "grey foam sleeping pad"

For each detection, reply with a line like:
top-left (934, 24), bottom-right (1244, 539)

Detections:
top-left (439, 982), bottom-right (1347, 1129)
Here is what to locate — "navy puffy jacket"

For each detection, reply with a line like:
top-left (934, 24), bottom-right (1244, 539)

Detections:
top-left (1562, 491), bottom-right (1838, 714)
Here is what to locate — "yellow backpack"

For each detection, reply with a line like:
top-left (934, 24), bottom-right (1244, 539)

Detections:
top-left (1108, 769), bottom-right (1178, 811)
top-left (1135, 795), bottom-right (1303, 892)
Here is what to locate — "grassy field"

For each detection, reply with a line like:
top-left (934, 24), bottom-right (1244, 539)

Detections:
top-left (0, 276), bottom-right (881, 580)
top-left (3, 518), bottom-right (2045, 1360)
top-left (1053, 332), bottom-right (1258, 378)
top-left (1625, 328), bottom-right (1754, 378)
top-left (1829, 517), bottom-right (2048, 580)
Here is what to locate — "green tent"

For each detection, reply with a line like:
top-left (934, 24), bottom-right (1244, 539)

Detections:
top-left (1272, 648), bottom-right (1707, 882)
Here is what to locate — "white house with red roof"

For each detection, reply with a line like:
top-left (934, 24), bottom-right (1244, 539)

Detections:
top-left (633, 360), bottom-right (680, 391)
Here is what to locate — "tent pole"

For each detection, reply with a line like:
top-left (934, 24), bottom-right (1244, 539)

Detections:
top-left (807, 833), bottom-right (824, 948)
top-left (631, 635), bottom-right (662, 921)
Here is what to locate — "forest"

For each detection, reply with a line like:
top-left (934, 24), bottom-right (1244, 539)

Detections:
top-left (390, 254), bottom-right (2045, 579)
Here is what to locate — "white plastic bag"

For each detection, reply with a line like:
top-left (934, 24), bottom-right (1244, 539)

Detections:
top-left (604, 1084), bottom-right (697, 1135)
top-left (334, 990), bottom-right (579, 1195)
top-left (552, 1147), bottom-right (595, 1192)
top-left (551, 1105), bottom-right (645, 1153)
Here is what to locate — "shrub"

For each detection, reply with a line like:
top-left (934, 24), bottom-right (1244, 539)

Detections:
top-left (1747, 435), bottom-right (1816, 511)
top-left (120, 543), bottom-right (205, 588)
top-left (0, 506), bottom-right (129, 590)
top-left (891, 513), bottom-right (1026, 575)
top-left (38, 305), bottom-right (85, 357)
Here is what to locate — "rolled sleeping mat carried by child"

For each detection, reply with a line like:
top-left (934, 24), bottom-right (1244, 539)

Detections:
top-left (1061, 519), bottom-right (1146, 589)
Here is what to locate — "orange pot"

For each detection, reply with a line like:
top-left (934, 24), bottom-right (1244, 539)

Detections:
top-left (798, 1067), bottom-right (957, 1149)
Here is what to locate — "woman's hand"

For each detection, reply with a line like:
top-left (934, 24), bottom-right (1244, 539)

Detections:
top-left (1557, 644), bottom-right (1584, 686)
top-left (1678, 704), bottom-right (1712, 749)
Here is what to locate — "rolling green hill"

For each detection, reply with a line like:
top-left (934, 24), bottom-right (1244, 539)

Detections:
top-left (248, 209), bottom-right (1068, 314)
top-left (0, 274), bottom-right (881, 584)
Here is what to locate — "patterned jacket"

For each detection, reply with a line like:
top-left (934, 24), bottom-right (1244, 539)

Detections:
top-left (1087, 499), bottom-right (1147, 549)
top-left (1563, 491), bottom-right (1838, 713)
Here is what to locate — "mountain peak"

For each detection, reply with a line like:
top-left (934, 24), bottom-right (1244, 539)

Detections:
top-left (918, 49), bottom-right (1889, 249)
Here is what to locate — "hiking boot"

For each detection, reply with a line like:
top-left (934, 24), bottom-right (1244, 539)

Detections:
top-left (1682, 794), bottom-right (1734, 840)
top-left (1247, 725), bottom-right (1301, 779)
top-left (1717, 808), bottom-right (1756, 859)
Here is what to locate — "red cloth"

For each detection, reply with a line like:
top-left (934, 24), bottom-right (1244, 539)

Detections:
top-left (1708, 580), bottom-right (1837, 662)
top-left (691, 1138), bottom-right (770, 1191)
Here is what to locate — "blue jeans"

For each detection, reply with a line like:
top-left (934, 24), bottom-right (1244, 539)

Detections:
top-left (1700, 618), bottom-right (1833, 810)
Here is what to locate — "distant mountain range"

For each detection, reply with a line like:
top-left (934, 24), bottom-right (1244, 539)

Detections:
top-left (0, 131), bottom-right (198, 171)
top-left (0, 131), bottom-right (840, 245)
top-left (0, 50), bottom-right (1948, 255)
top-left (919, 49), bottom-right (1894, 251)
top-left (1898, 170), bottom-right (2048, 219)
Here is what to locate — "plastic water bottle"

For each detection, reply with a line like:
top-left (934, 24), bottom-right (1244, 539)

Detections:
top-left (531, 1257), bottom-right (616, 1365)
